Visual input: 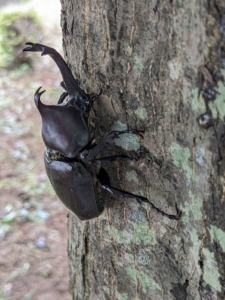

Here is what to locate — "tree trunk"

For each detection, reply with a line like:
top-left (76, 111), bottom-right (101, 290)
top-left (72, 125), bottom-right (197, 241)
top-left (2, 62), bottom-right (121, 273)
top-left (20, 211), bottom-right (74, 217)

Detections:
top-left (60, 0), bottom-right (225, 299)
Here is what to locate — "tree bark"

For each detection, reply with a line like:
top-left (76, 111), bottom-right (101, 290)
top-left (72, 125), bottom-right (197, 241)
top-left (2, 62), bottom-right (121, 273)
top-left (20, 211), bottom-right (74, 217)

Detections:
top-left (60, 0), bottom-right (225, 299)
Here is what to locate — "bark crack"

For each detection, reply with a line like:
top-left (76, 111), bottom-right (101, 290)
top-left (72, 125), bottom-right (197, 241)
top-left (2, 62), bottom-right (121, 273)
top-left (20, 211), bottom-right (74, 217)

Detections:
top-left (81, 223), bottom-right (90, 299)
top-left (83, 0), bottom-right (90, 83)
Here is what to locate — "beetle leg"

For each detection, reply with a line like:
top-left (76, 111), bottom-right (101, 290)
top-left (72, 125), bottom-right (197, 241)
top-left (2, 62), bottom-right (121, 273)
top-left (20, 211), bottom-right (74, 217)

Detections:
top-left (85, 88), bottom-right (102, 113)
top-left (57, 91), bottom-right (68, 104)
top-left (80, 129), bottom-right (144, 163)
top-left (101, 184), bottom-right (181, 220)
top-left (23, 42), bottom-right (88, 100)
top-left (89, 88), bottom-right (102, 100)
top-left (91, 154), bottom-right (139, 164)
top-left (57, 82), bottom-right (69, 104)
top-left (60, 81), bottom-right (67, 92)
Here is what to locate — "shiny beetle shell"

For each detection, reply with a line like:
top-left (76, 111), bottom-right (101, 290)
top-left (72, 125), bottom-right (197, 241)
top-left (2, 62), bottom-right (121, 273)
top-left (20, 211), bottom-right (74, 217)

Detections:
top-left (35, 93), bottom-right (89, 158)
top-left (44, 153), bottom-right (104, 220)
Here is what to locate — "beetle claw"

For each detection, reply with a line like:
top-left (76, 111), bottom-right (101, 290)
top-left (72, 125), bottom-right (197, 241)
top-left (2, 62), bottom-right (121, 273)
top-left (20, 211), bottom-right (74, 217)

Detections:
top-left (89, 87), bottom-right (102, 100)
top-left (23, 42), bottom-right (45, 54)
top-left (125, 129), bottom-right (144, 138)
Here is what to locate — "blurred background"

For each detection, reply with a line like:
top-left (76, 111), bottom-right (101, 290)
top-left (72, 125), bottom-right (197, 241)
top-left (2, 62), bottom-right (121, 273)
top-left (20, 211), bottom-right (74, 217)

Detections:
top-left (0, 1), bottom-right (71, 299)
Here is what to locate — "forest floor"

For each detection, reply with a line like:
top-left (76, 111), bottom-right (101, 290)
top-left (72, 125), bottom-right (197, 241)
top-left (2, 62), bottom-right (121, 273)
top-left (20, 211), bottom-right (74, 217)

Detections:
top-left (0, 1), bottom-right (71, 299)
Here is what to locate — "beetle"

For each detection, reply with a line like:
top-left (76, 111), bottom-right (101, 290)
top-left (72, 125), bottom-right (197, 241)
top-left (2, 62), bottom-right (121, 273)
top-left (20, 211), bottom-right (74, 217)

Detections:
top-left (23, 42), bottom-right (181, 221)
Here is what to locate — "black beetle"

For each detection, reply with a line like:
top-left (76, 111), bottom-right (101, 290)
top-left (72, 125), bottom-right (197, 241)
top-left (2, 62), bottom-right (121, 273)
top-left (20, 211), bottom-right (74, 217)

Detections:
top-left (23, 43), bottom-right (181, 221)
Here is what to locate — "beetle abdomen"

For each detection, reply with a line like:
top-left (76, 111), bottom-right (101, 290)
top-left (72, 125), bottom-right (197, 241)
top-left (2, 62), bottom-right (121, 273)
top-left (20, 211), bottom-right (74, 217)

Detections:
top-left (44, 154), bottom-right (104, 220)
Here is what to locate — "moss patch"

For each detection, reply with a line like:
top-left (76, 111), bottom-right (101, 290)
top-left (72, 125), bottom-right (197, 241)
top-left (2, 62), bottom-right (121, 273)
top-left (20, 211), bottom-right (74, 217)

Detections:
top-left (0, 9), bottom-right (41, 69)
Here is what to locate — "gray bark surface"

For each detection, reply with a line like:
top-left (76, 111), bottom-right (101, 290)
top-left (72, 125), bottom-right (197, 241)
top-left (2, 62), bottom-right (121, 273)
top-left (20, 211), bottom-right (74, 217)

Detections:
top-left (60, 0), bottom-right (225, 299)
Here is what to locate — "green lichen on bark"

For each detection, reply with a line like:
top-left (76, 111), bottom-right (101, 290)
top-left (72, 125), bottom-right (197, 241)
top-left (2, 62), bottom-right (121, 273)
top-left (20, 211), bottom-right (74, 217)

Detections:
top-left (191, 88), bottom-right (205, 113)
top-left (182, 191), bottom-right (203, 222)
top-left (125, 170), bottom-right (139, 183)
top-left (203, 248), bottom-right (221, 292)
top-left (112, 121), bottom-right (141, 151)
top-left (134, 107), bottom-right (148, 120)
top-left (167, 59), bottom-right (182, 80)
top-left (125, 267), bottom-right (161, 293)
top-left (169, 143), bottom-right (198, 181)
top-left (209, 225), bottom-right (225, 252)
top-left (208, 81), bottom-right (225, 119)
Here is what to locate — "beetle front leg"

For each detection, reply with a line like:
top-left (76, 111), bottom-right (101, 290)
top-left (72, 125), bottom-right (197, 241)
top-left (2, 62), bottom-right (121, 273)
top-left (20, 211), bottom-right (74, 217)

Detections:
top-left (60, 81), bottom-right (67, 91)
top-left (80, 129), bottom-right (144, 163)
top-left (101, 184), bottom-right (181, 220)
top-left (57, 92), bottom-right (68, 104)
top-left (57, 82), bottom-right (69, 104)
top-left (85, 88), bottom-right (102, 113)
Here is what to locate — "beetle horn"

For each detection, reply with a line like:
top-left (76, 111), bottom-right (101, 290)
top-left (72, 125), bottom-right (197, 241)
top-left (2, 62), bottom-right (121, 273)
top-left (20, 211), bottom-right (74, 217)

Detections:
top-left (23, 43), bottom-right (87, 99)
top-left (34, 86), bottom-right (46, 109)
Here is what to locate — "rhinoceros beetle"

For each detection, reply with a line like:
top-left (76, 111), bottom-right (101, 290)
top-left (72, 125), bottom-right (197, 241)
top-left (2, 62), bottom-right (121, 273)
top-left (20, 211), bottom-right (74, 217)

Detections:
top-left (23, 42), bottom-right (181, 221)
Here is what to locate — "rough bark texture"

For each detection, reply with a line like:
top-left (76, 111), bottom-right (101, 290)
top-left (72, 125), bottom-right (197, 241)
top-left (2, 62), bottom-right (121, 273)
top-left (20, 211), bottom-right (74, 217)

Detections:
top-left (60, 0), bottom-right (225, 299)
